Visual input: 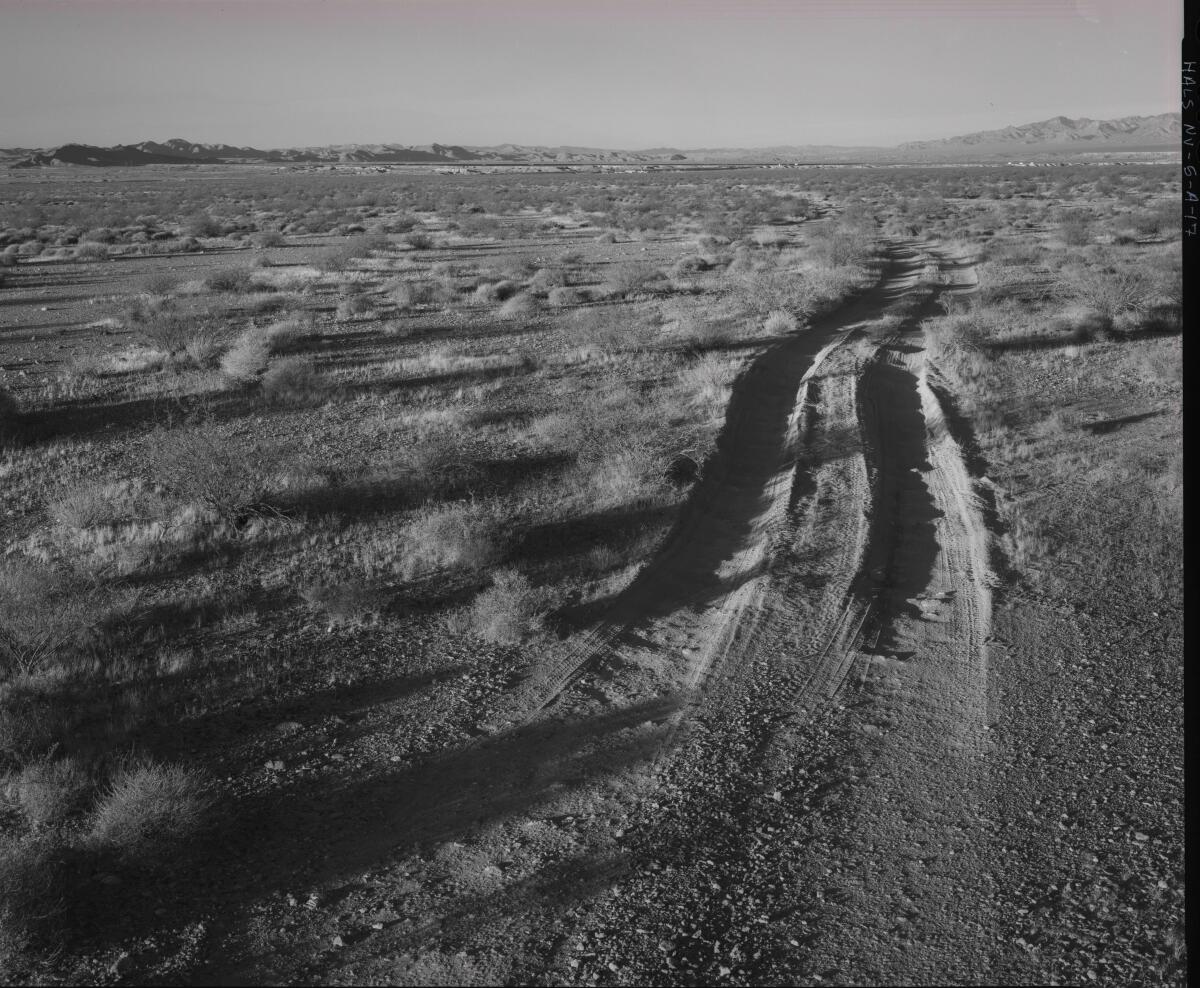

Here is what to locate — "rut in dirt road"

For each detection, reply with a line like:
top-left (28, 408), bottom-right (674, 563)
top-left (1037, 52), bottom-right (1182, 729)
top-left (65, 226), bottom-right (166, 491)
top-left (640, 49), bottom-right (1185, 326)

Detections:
top-left (494, 244), bottom-right (928, 728)
top-left (550, 242), bottom-right (999, 987)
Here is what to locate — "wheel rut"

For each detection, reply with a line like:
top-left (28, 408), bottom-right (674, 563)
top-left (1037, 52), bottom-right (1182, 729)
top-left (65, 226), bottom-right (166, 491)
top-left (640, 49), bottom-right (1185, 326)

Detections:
top-left (307, 240), bottom-right (999, 987)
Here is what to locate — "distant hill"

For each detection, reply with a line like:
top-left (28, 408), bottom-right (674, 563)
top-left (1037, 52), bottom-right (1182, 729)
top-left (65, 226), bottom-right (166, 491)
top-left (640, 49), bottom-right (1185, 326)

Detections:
top-left (898, 113), bottom-right (1180, 152)
top-left (0, 113), bottom-right (1180, 168)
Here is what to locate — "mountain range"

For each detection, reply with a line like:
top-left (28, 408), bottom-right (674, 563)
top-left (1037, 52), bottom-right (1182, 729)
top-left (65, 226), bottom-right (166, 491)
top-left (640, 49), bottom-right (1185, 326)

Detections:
top-left (0, 113), bottom-right (1180, 168)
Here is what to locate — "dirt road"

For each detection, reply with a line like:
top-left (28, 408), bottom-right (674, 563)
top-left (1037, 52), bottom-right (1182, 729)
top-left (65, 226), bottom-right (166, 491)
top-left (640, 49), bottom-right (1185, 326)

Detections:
top-left (208, 240), bottom-right (1011, 986)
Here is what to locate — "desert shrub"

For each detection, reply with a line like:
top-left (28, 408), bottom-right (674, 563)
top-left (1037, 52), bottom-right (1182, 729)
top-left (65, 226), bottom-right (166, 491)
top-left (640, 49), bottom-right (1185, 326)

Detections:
top-left (764, 309), bottom-right (798, 335)
top-left (404, 231), bottom-right (434, 250)
top-left (0, 561), bottom-right (100, 677)
top-left (1060, 267), bottom-right (1153, 323)
top-left (569, 442), bottom-right (666, 508)
top-left (260, 357), bottom-right (328, 407)
top-left (1130, 200), bottom-right (1176, 236)
top-left (808, 227), bottom-right (873, 268)
top-left (141, 272), bottom-right (180, 296)
top-left (548, 286), bottom-right (583, 307)
top-left (604, 260), bottom-right (662, 298)
top-left (89, 761), bottom-right (213, 862)
top-left (73, 242), bottom-right (108, 261)
top-left (204, 266), bottom-right (254, 293)
top-left (130, 305), bottom-right (220, 361)
top-left (0, 832), bottom-right (71, 970)
top-left (400, 501), bottom-right (505, 580)
top-left (753, 228), bottom-right (790, 248)
top-left (680, 353), bottom-right (738, 419)
top-left (300, 579), bottom-right (385, 628)
top-left (1060, 216), bottom-right (1092, 246)
top-left (220, 326), bottom-right (271, 382)
top-left (14, 756), bottom-right (93, 828)
top-left (472, 279), bottom-right (519, 304)
top-left (498, 292), bottom-right (539, 320)
top-left (185, 213), bottom-right (225, 238)
top-left (572, 307), bottom-right (652, 352)
top-left (336, 294), bottom-right (376, 322)
top-left (595, 231), bottom-right (618, 244)
top-left (48, 479), bottom-right (166, 533)
top-left (527, 266), bottom-right (567, 295)
top-left (262, 314), bottom-right (315, 354)
top-left (390, 278), bottom-right (451, 310)
top-left (252, 229), bottom-right (286, 248)
top-left (317, 237), bottom-right (371, 272)
top-left (460, 568), bottom-right (550, 643)
top-left (670, 255), bottom-right (709, 279)
top-left (142, 425), bottom-right (292, 524)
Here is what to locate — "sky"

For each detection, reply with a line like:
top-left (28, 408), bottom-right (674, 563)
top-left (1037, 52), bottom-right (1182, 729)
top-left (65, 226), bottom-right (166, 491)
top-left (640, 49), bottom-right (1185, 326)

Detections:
top-left (0, 0), bottom-right (1182, 149)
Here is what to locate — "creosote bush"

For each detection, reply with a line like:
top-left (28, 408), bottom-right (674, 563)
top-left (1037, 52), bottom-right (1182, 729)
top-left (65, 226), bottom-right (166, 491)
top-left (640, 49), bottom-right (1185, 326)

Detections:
top-left (142, 425), bottom-right (294, 524)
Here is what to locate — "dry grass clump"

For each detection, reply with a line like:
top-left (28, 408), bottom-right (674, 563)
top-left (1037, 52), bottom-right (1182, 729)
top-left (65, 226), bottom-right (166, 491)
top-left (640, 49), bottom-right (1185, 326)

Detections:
top-left (399, 500), bottom-right (506, 580)
top-left (300, 579), bottom-right (386, 628)
top-left (12, 756), bottom-right (93, 828)
top-left (527, 266), bottom-right (567, 295)
top-left (220, 326), bottom-right (271, 382)
top-left (567, 441), bottom-right (667, 509)
top-left (262, 314), bottom-right (316, 354)
top-left (123, 297), bottom-right (222, 365)
top-left (472, 279), bottom-right (519, 304)
top-left (572, 306), bottom-right (656, 352)
top-left (547, 286), bottom-right (584, 307)
top-left (47, 479), bottom-right (166, 533)
top-left (336, 293), bottom-right (376, 322)
top-left (660, 300), bottom-right (736, 350)
top-left (89, 761), bottom-right (213, 862)
top-left (498, 291), bottom-right (540, 320)
top-left (404, 231), bottom-right (435, 250)
top-left (386, 346), bottom-right (535, 381)
top-left (680, 354), bottom-right (739, 420)
top-left (260, 357), bottom-right (329, 407)
top-left (763, 309), bottom-right (798, 335)
top-left (603, 260), bottom-right (663, 299)
top-left (458, 568), bottom-right (551, 643)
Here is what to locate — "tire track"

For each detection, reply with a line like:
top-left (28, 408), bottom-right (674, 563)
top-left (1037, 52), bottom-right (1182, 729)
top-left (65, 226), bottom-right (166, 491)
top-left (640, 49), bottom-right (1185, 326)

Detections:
top-left (491, 245), bottom-right (927, 731)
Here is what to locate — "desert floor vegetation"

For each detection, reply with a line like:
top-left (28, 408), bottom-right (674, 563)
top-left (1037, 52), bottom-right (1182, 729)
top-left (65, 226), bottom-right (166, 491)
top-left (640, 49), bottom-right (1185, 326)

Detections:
top-left (0, 162), bottom-right (1181, 984)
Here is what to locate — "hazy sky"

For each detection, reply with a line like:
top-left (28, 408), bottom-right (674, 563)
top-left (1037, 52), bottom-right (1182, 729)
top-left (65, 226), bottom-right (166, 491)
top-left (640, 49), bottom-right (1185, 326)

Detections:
top-left (0, 0), bottom-right (1181, 149)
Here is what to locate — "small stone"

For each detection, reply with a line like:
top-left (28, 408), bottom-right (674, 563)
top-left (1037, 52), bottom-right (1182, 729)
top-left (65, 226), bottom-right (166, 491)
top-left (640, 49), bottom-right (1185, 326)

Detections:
top-left (98, 873), bottom-right (122, 886)
top-left (276, 721), bottom-right (303, 734)
top-left (331, 935), bottom-right (344, 948)
top-left (265, 760), bottom-right (285, 772)
top-left (1134, 832), bottom-right (1149, 842)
